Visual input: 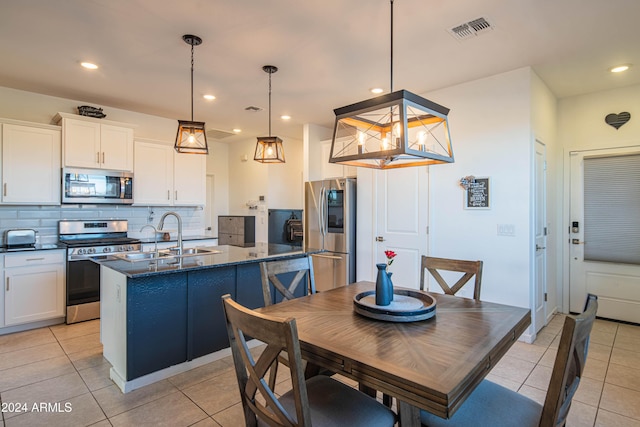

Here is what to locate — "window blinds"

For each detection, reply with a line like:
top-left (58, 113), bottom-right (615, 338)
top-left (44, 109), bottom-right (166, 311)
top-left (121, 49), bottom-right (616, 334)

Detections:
top-left (583, 154), bottom-right (640, 265)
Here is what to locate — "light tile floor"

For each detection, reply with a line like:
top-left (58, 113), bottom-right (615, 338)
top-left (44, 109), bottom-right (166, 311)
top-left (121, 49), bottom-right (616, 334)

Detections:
top-left (0, 314), bottom-right (638, 426)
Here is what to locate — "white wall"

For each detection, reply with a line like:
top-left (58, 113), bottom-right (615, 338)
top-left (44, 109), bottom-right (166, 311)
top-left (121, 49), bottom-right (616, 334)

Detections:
top-left (428, 68), bottom-right (533, 309)
top-left (206, 141), bottom-right (230, 237)
top-left (227, 136), bottom-right (303, 243)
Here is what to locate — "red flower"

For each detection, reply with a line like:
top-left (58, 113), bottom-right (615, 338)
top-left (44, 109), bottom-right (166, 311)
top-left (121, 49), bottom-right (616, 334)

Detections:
top-left (384, 250), bottom-right (397, 267)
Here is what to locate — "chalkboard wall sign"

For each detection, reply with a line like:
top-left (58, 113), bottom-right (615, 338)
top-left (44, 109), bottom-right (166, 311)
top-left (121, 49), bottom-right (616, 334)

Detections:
top-left (465, 177), bottom-right (490, 209)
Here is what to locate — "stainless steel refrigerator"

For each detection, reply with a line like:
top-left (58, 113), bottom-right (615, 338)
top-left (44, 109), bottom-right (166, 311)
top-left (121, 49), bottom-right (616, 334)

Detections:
top-left (305, 178), bottom-right (356, 291)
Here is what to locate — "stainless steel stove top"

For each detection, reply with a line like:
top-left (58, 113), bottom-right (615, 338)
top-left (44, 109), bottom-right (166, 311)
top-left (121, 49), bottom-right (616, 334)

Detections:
top-left (59, 219), bottom-right (141, 257)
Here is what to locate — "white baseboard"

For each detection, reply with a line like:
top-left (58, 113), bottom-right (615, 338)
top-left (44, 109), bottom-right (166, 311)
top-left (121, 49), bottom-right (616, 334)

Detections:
top-left (110, 339), bottom-right (263, 393)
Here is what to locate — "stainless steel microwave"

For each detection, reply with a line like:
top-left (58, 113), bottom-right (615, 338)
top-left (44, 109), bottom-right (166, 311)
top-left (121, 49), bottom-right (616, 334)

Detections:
top-left (62, 168), bottom-right (133, 204)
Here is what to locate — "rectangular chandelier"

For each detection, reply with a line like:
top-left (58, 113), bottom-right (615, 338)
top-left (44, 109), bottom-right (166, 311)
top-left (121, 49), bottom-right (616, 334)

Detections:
top-left (175, 120), bottom-right (209, 154)
top-left (329, 90), bottom-right (454, 169)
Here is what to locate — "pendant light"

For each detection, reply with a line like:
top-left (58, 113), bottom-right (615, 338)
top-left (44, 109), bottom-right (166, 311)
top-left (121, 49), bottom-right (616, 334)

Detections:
top-left (328, 0), bottom-right (454, 169)
top-left (175, 34), bottom-right (208, 155)
top-left (254, 65), bottom-right (285, 163)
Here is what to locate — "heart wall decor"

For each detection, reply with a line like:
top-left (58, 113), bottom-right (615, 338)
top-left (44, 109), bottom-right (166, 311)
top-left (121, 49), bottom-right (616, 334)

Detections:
top-left (605, 112), bottom-right (631, 130)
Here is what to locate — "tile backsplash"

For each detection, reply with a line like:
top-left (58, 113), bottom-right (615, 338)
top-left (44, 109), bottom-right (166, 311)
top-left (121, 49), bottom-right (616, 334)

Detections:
top-left (0, 205), bottom-right (205, 244)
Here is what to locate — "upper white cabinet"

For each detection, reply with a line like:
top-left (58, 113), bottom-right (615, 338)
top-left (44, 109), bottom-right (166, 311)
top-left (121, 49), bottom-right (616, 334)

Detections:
top-left (173, 149), bottom-right (206, 205)
top-left (1, 122), bottom-right (61, 205)
top-left (134, 140), bottom-right (205, 206)
top-left (55, 112), bottom-right (135, 171)
top-left (320, 140), bottom-right (356, 179)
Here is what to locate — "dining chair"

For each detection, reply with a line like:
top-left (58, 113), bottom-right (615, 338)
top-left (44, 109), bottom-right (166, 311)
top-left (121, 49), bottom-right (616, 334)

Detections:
top-left (260, 256), bottom-right (316, 306)
top-left (420, 256), bottom-right (483, 301)
top-left (260, 256), bottom-right (333, 384)
top-left (221, 294), bottom-right (397, 427)
top-left (419, 293), bottom-right (598, 427)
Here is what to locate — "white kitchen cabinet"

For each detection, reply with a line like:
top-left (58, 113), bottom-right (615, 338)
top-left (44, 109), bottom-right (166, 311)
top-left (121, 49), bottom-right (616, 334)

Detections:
top-left (4, 250), bottom-right (65, 326)
top-left (173, 150), bottom-right (206, 205)
top-left (134, 140), bottom-right (206, 206)
top-left (1, 123), bottom-right (61, 204)
top-left (55, 113), bottom-right (135, 171)
top-left (320, 140), bottom-right (356, 179)
top-left (0, 254), bottom-right (4, 328)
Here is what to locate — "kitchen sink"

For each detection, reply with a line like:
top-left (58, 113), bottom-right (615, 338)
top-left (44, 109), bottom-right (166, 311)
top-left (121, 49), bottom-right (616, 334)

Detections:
top-left (181, 247), bottom-right (223, 256)
top-left (160, 247), bottom-right (223, 257)
top-left (115, 252), bottom-right (169, 262)
top-left (115, 247), bottom-right (222, 262)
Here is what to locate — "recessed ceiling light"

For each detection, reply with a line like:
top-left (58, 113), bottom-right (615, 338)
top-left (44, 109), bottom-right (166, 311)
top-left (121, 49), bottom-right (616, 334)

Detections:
top-left (232, 128), bottom-right (242, 133)
top-left (80, 62), bottom-right (98, 70)
top-left (280, 115), bottom-right (291, 120)
top-left (203, 94), bottom-right (216, 100)
top-left (610, 64), bottom-right (631, 73)
top-left (370, 88), bottom-right (384, 94)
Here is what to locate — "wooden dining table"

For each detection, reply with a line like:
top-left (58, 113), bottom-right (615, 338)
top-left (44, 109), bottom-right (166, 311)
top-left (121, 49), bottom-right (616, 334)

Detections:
top-left (256, 281), bottom-right (531, 427)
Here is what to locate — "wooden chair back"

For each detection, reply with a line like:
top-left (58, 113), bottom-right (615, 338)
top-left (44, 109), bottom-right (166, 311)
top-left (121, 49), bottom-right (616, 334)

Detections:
top-left (222, 294), bottom-right (312, 427)
top-left (539, 294), bottom-right (598, 427)
top-left (260, 257), bottom-right (316, 306)
top-left (420, 256), bottom-right (483, 300)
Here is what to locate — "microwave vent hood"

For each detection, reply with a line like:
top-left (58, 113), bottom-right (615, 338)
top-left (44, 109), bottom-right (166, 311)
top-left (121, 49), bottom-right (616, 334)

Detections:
top-left (62, 167), bottom-right (134, 205)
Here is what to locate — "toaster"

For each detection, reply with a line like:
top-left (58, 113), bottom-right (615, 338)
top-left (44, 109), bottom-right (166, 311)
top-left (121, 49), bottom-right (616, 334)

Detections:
top-left (5, 229), bottom-right (37, 248)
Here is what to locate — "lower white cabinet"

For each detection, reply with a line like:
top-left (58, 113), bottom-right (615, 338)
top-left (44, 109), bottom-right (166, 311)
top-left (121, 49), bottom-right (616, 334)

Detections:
top-left (4, 250), bottom-right (65, 326)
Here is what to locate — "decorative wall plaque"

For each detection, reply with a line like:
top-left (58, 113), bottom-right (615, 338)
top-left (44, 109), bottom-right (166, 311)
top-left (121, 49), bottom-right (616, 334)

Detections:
top-left (605, 112), bottom-right (630, 130)
top-left (464, 177), bottom-right (490, 209)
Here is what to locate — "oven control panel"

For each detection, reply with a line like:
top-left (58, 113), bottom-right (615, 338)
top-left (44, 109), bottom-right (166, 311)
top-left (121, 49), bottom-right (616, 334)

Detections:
top-left (68, 243), bottom-right (141, 257)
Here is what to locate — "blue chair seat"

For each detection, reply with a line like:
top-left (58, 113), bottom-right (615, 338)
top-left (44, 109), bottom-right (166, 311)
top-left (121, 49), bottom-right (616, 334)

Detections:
top-left (420, 380), bottom-right (542, 427)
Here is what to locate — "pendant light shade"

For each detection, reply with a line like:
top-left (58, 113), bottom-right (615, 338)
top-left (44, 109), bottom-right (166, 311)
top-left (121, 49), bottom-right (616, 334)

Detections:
top-left (254, 136), bottom-right (285, 163)
top-left (328, 0), bottom-right (454, 169)
top-left (175, 34), bottom-right (208, 155)
top-left (255, 65), bottom-right (285, 163)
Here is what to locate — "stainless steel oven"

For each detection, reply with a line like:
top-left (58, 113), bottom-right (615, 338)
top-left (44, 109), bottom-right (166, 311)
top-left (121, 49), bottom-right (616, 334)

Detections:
top-left (59, 219), bottom-right (140, 324)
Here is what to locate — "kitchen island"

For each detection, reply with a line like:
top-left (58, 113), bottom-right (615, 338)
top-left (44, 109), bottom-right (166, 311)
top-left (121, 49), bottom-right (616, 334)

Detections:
top-left (98, 243), bottom-right (315, 393)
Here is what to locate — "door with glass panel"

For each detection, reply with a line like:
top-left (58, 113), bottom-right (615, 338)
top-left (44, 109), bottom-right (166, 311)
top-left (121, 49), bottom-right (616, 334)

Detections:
top-left (569, 148), bottom-right (640, 322)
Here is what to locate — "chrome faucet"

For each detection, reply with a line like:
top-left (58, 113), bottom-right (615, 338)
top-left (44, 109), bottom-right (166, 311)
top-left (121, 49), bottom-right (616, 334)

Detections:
top-left (140, 224), bottom-right (158, 257)
top-left (158, 211), bottom-right (183, 256)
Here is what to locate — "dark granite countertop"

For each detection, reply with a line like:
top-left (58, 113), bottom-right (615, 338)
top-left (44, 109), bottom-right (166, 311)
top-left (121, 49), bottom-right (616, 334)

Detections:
top-left (0, 243), bottom-right (65, 253)
top-left (95, 243), bottom-right (321, 278)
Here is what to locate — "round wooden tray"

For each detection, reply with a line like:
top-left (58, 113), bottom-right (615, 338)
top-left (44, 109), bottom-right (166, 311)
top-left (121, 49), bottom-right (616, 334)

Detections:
top-left (353, 289), bottom-right (436, 322)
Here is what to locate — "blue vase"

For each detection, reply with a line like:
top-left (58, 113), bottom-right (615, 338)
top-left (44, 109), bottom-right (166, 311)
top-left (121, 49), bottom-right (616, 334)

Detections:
top-left (375, 263), bottom-right (394, 306)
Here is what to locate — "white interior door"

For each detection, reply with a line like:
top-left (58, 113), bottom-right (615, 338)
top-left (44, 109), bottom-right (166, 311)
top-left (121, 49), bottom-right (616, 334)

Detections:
top-left (375, 167), bottom-right (428, 290)
top-left (569, 147), bottom-right (640, 322)
top-left (534, 140), bottom-right (547, 332)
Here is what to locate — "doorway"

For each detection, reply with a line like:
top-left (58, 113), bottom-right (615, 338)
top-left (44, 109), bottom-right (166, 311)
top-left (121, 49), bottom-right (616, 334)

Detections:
top-left (534, 139), bottom-right (547, 332)
top-left (569, 147), bottom-right (640, 322)
top-left (205, 174), bottom-right (215, 236)
top-left (374, 167), bottom-right (428, 290)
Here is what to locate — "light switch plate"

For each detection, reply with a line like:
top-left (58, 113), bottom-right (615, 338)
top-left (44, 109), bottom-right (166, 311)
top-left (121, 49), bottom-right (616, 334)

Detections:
top-left (497, 224), bottom-right (515, 236)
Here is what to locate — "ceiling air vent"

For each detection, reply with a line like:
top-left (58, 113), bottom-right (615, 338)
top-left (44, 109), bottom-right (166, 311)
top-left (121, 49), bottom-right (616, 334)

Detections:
top-left (206, 128), bottom-right (235, 139)
top-left (244, 106), bottom-right (263, 112)
top-left (448, 17), bottom-right (493, 41)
